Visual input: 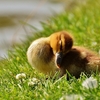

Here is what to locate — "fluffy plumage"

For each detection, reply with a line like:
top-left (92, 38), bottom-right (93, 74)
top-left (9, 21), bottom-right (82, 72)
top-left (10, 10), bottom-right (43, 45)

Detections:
top-left (27, 31), bottom-right (100, 79)
top-left (58, 46), bottom-right (100, 78)
top-left (27, 37), bottom-right (56, 76)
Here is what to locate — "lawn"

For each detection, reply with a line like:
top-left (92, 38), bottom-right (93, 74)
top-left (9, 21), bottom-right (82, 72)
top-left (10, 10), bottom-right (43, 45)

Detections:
top-left (0, 0), bottom-right (100, 99)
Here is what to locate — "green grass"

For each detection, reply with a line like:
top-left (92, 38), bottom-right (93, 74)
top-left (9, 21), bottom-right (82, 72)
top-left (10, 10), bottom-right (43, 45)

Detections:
top-left (1, 0), bottom-right (100, 99)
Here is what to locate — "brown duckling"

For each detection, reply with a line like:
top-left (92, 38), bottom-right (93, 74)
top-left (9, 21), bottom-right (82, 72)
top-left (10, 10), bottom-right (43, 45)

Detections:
top-left (56, 46), bottom-right (100, 78)
top-left (49, 32), bottom-right (100, 78)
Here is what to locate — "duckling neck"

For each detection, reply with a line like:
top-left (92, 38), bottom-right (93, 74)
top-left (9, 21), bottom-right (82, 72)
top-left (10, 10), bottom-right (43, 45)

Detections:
top-left (45, 37), bottom-right (50, 44)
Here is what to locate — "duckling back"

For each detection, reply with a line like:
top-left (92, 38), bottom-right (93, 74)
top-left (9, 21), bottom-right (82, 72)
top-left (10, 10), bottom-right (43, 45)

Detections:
top-left (59, 46), bottom-right (100, 78)
top-left (27, 38), bottom-right (57, 76)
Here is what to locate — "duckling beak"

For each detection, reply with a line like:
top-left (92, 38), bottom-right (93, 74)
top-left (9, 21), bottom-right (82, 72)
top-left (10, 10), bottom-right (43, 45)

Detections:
top-left (56, 52), bottom-right (63, 68)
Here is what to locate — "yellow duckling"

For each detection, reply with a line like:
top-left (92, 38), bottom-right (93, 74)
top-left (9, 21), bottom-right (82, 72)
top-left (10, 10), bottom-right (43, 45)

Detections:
top-left (27, 31), bottom-right (73, 76)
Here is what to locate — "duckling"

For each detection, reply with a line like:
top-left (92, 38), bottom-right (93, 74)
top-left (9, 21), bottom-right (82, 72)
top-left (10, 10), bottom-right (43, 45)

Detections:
top-left (56, 46), bottom-right (100, 78)
top-left (27, 31), bottom-right (73, 76)
top-left (49, 32), bottom-right (100, 78)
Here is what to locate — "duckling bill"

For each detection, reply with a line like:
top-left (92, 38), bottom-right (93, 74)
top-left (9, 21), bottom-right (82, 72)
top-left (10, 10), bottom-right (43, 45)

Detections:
top-left (55, 52), bottom-right (63, 67)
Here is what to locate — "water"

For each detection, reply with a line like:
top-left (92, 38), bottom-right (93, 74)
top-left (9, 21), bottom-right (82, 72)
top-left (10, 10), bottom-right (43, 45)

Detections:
top-left (0, 0), bottom-right (65, 59)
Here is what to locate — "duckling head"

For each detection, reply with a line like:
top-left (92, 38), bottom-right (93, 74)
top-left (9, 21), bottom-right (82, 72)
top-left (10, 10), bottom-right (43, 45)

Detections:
top-left (49, 31), bottom-right (73, 67)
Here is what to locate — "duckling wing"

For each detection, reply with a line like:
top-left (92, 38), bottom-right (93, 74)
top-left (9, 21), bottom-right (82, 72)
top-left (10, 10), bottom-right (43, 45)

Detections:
top-left (27, 38), bottom-right (57, 75)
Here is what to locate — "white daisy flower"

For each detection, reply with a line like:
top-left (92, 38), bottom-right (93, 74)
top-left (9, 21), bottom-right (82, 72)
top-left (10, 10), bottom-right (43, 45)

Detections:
top-left (82, 77), bottom-right (98, 89)
top-left (60, 94), bottom-right (83, 100)
top-left (91, 41), bottom-right (97, 46)
top-left (15, 73), bottom-right (26, 80)
top-left (28, 78), bottom-right (40, 86)
top-left (28, 81), bottom-right (36, 86)
top-left (98, 50), bottom-right (100, 55)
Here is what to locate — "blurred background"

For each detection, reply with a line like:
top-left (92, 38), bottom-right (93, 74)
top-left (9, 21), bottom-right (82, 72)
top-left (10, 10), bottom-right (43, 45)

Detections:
top-left (0, 0), bottom-right (67, 59)
top-left (0, 0), bottom-right (81, 59)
